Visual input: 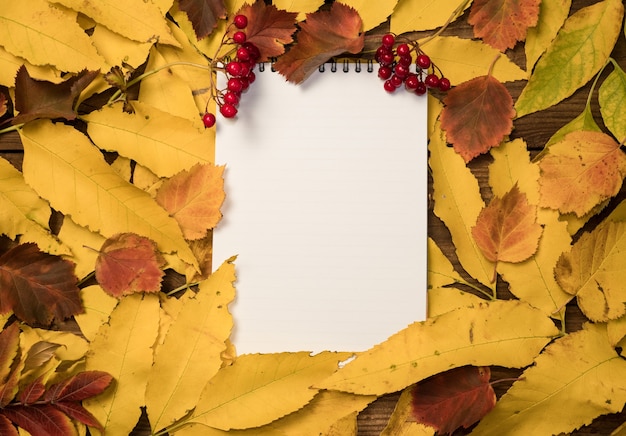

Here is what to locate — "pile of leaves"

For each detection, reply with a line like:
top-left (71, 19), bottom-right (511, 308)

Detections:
top-left (0, 0), bottom-right (625, 434)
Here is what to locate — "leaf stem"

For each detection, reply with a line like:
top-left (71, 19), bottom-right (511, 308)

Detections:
top-left (166, 281), bottom-right (201, 296)
top-left (420, 0), bottom-right (472, 47)
top-left (77, 271), bottom-right (96, 288)
top-left (0, 123), bottom-right (24, 136)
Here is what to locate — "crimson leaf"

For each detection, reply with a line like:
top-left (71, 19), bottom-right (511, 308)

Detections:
top-left (177, 0), bottom-right (226, 40)
top-left (1, 405), bottom-right (74, 436)
top-left (45, 371), bottom-right (113, 403)
top-left (17, 379), bottom-right (45, 406)
top-left (0, 414), bottom-right (18, 436)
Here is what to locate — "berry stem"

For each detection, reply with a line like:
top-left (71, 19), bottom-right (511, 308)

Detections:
top-left (419, 0), bottom-right (472, 47)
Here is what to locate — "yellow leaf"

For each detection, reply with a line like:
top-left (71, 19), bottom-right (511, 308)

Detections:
top-left (145, 259), bottom-right (236, 432)
top-left (608, 316), bottom-right (626, 347)
top-left (488, 139), bottom-right (539, 200)
top-left (427, 238), bottom-right (463, 289)
top-left (51, 0), bottom-right (180, 47)
top-left (0, 46), bottom-right (63, 87)
top-left (57, 216), bottom-right (106, 279)
top-left (472, 323), bottom-right (626, 435)
top-left (0, 157), bottom-right (69, 255)
top-left (187, 351), bottom-right (352, 431)
top-left (382, 388), bottom-right (436, 436)
top-left (390, 0), bottom-right (470, 33)
top-left (599, 60), bottom-right (626, 142)
top-left (19, 120), bottom-right (198, 268)
top-left (429, 123), bottom-right (493, 288)
top-left (318, 300), bottom-right (558, 396)
top-left (272, 0), bottom-right (325, 20)
top-left (22, 327), bottom-right (89, 363)
top-left (428, 287), bottom-right (484, 318)
top-left (0, 0), bottom-right (104, 72)
top-left (340, 0), bottom-right (398, 31)
top-left (83, 293), bottom-right (160, 435)
top-left (325, 411), bottom-right (358, 436)
top-left (544, 103), bottom-right (602, 149)
top-left (524, 0), bottom-right (571, 73)
top-left (74, 285), bottom-right (118, 342)
top-left (84, 101), bottom-right (213, 178)
top-left (515, 0), bottom-right (624, 118)
top-left (427, 94), bottom-right (443, 136)
top-left (91, 24), bottom-right (152, 69)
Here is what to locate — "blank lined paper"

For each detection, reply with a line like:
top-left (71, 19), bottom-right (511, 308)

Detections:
top-left (213, 65), bottom-right (427, 353)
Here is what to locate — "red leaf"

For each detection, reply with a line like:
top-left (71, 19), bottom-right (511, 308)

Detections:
top-left (17, 378), bottom-right (46, 405)
top-left (0, 93), bottom-right (7, 118)
top-left (0, 414), bottom-right (18, 436)
top-left (0, 324), bottom-right (20, 385)
top-left (235, 1), bottom-right (298, 61)
top-left (411, 366), bottom-right (496, 434)
top-left (94, 233), bottom-right (166, 298)
top-left (469, 0), bottom-right (541, 51)
top-left (46, 371), bottom-right (113, 403)
top-left (178, 0), bottom-right (226, 40)
top-left (52, 402), bottom-right (103, 431)
top-left (1, 405), bottom-right (75, 436)
top-left (0, 367), bottom-right (20, 408)
top-left (440, 74), bottom-right (515, 162)
top-left (274, 2), bottom-right (364, 83)
top-left (13, 67), bottom-right (99, 125)
top-left (0, 243), bottom-right (82, 325)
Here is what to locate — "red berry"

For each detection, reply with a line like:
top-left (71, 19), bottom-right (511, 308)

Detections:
top-left (383, 79), bottom-right (396, 92)
top-left (399, 54), bottom-right (412, 66)
top-left (438, 77), bottom-right (451, 91)
top-left (425, 73), bottom-right (440, 88)
top-left (394, 63), bottom-right (410, 79)
top-left (405, 73), bottom-right (419, 90)
top-left (378, 65), bottom-right (392, 80)
top-left (202, 112), bottom-right (216, 128)
top-left (416, 54), bottom-right (431, 69)
top-left (224, 91), bottom-right (240, 105)
top-left (239, 76), bottom-right (250, 91)
top-left (226, 61), bottom-right (243, 77)
top-left (233, 14), bottom-right (248, 29)
top-left (233, 31), bottom-right (247, 44)
top-left (247, 71), bottom-right (256, 84)
top-left (243, 42), bottom-right (260, 61)
top-left (236, 46), bottom-right (250, 61)
top-left (390, 74), bottom-right (403, 88)
top-left (227, 78), bottom-right (244, 93)
top-left (415, 81), bottom-right (427, 95)
top-left (381, 34), bottom-right (395, 47)
top-left (220, 103), bottom-right (238, 118)
top-left (396, 43), bottom-right (410, 57)
top-left (379, 51), bottom-right (394, 66)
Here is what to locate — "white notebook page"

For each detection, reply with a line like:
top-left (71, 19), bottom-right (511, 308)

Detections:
top-left (213, 64), bottom-right (427, 354)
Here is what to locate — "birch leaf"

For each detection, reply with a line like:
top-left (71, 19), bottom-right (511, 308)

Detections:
top-left (381, 387), bottom-right (436, 436)
top-left (472, 323), bottom-right (626, 435)
top-left (145, 259), bottom-right (236, 432)
top-left (272, 0), bottom-right (325, 21)
top-left (84, 101), bottom-right (213, 178)
top-left (525, 0), bottom-right (572, 72)
top-left (19, 120), bottom-right (197, 268)
top-left (0, 0), bottom-right (104, 72)
top-left (515, 0), bottom-right (624, 118)
top-left (339, 0), bottom-right (398, 31)
top-left (599, 60), bottom-right (626, 142)
top-left (318, 300), bottom-right (558, 396)
top-left (74, 285), bottom-right (117, 342)
top-left (90, 25), bottom-right (152, 69)
top-left (428, 288), bottom-right (484, 318)
top-left (83, 293), bottom-right (160, 436)
top-left (57, 217), bottom-right (105, 280)
top-left (189, 351), bottom-right (352, 430)
top-left (390, 0), bottom-right (470, 33)
top-left (427, 238), bottom-right (463, 289)
top-left (544, 102), bottom-right (602, 148)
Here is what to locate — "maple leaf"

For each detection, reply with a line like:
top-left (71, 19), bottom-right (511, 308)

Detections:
top-left (411, 366), bottom-right (496, 434)
top-left (538, 131), bottom-right (626, 217)
top-left (468, 0), bottom-right (541, 51)
top-left (94, 233), bottom-right (166, 298)
top-left (178, 0), bottom-right (226, 40)
top-left (235, 1), bottom-right (298, 61)
top-left (0, 243), bottom-right (82, 325)
top-left (440, 73), bottom-right (515, 162)
top-left (12, 66), bottom-right (99, 125)
top-left (273, 2), bottom-right (364, 83)
top-left (472, 185), bottom-right (542, 267)
top-left (155, 163), bottom-right (225, 240)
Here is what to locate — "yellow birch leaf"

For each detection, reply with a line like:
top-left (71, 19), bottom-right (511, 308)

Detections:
top-left (555, 221), bottom-right (626, 322)
top-left (145, 259), bottom-right (236, 432)
top-left (515, 0), bottom-right (624, 118)
top-left (390, 0), bottom-right (471, 33)
top-left (187, 351), bottom-right (352, 430)
top-left (0, 46), bottom-right (63, 87)
top-left (427, 238), bottom-right (463, 289)
top-left (427, 94), bottom-right (443, 136)
top-left (524, 0), bottom-right (571, 73)
top-left (318, 300), bottom-right (558, 396)
top-left (57, 216), bottom-right (105, 279)
top-left (23, 327), bottom-right (89, 363)
top-left (428, 287), bottom-right (484, 318)
top-left (608, 316), bottom-right (626, 347)
top-left (472, 323), bottom-right (626, 435)
top-left (382, 387), bottom-right (436, 436)
top-left (83, 293), bottom-right (160, 436)
top-left (19, 120), bottom-right (197, 268)
top-left (544, 103), bottom-right (602, 149)
top-left (153, 292), bottom-right (189, 356)
top-left (326, 411), bottom-right (358, 436)
top-left (429, 123), bottom-right (493, 288)
top-left (340, 0), bottom-right (398, 31)
top-left (109, 156), bottom-right (162, 194)
top-left (0, 157), bottom-right (69, 256)
top-left (489, 139), bottom-right (539, 200)
top-left (84, 101), bottom-right (212, 178)
top-left (272, 0), bottom-right (325, 21)
top-left (599, 60), bottom-right (626, 142)
top-left (91, 25), bottom-right (152, 69)
top-left (51, 0), bottom-right (180, 47)
top-left (74, 285), bottom-right (117, 342)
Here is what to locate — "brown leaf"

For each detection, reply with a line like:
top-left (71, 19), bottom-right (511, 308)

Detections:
top-left (273, 2), bottom-right (364, 83)
top-left (0, 324), bottom-right (20, 385)
top-left (440, 74), bottom-right (515, 162)
top-left (0, 93), bottom-right (7, 118)
top-left (18, 379), bottom-right (46, 406)
top-left (23, 342), bottom-right (62, 373)
top-left (468, 0), bottom-right (541, 51)
top-left (472, 185), bottom-right (542, 264)
top-left (94, 233), bottom-right (166, 298)
top-left (538, 131), bottom-right (626, 217)
top-left (0, 414), bottom-right (18, 436)
top-left (13, 67), bottom-right (99, 125)
top-left (411, 366), bottom-right (496, 435)
top-left (1, 405), bottom-right (75, 436)
top-left (155, 163), bottom-right (225, 240)
top-left (178, 0), bottom-right (226, 40)
top-left (45, 371), bottom-right (113, 403)
top-left (51, 401), bottom-right (102, 430)
top-left (0, 244), bottom-right (82, 325)
top-left (235, 1), bottom-right (298, 61)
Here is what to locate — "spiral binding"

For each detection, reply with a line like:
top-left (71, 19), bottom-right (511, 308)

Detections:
top-left (257, 58), bottom-right (374, 73)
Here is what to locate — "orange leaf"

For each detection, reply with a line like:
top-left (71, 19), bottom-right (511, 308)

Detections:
top-left (95, 233), bottom-right (166, 298)
top-left (468, 0), bottom-right (541, 51)
top-left (440, 74), bottom-right (515, 162)
top-left (273, 2), bottom-right (364, 84)
top-left (472, 185), bottom-right (542, 264)
top-left (538, 131), bottom-right (626, 217)
top-left (155, 163), bottom-right (225, 240)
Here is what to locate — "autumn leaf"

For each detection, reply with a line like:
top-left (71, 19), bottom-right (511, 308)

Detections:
top-left (524, 0), bottom-right (572, 72)
top-left (339, 0), bottom-right (398, 31)
top-left (0, 415), bottom-right (17, 436)
top-left (0, 243), bottom-right (82, 325)
top-left (411, 366), bottom-right (496, 434)
top-left (472, 185), bottom-right (542, 267)
top-left (538, 131), bottom-right (626, 217)
top-left (234, 1), bottom-right (298, 61)
top-left (1, 404), bottom-right (75, 436)
top-left (468, 0), bottom-right (541, 51)
top-left (0, 323), bottom-right (20, 385)
top-left (440, 72), bottom-right (515, 162)
top-left (273, 2), bottom-right (364, 83)
top-left (390, 0), bottom-right (470, 33)
top-left (178, 0), bottom-right (226, 40)
top-left (94, 233), bottom-right (166, 298)
top-left (599, 59), bottom-right (626, 142)
top-left (13, 67), bottom-right (98, 125)
top-left (0, 93), bottom-right (7, 118)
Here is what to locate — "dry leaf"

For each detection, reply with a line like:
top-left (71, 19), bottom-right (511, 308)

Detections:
top-left (178, 0), bottom-right (226, 40)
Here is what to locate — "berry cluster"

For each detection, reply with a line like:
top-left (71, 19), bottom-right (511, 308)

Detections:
top-left (202, 14), bottom-right (260, 128)
top-left (375, 34), bottom-right (450, 96)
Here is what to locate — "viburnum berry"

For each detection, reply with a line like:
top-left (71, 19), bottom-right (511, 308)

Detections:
top-left (438, 77), bottom-right (451, 91)
top-left (247, 71), bottom-right (256, 84)
top-left (226, 61), bottom-right (243, 77)
top-left (236, 46), bottom-right (251, 62)
top-left (394, 63), bottom-right (410, 79)
top-left (224, 91), bottom-right (240, 106)
top-left (381, 33), bottom-right (395, 47)
top-left (405, 74), bottom-right (419, 90)
top-left (383, 79), bottom-right (397, 93)
top-left (220, 103), bottom-right (238, 118)
top-left (415, 81), bottom-right (427, 95)
top-left (378, 66), bottom-right (392, 80)
top-left (233, 14), bottom-right (248, 29)
top-left (424, 73), bottom-right (440, 88)
top-left (243, 42), bottom-right (260, 61)
top-left (202, 112), bottom-right (216, 128)
top-left (227, 78), bottom-right (244, 93)
top-left (416, 54), bottom-right (431, 69)
top-left (233, 31), bottom-right (247, 44)
top-left (396, 43), bottom-right (410, 57)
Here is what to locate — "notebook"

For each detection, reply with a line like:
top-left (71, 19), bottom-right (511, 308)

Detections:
top-left (213, 61), bottom-right (427, 354)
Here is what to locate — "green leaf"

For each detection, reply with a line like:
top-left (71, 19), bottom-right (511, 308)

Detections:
top-left (599, 59), bottom-right (626, 142)
top-left (544, 103), bottom-right (602, 149)
top-left (524, 0), bottom-right (571, 72)
top-left (515, 0), bottom-right (624, 118)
